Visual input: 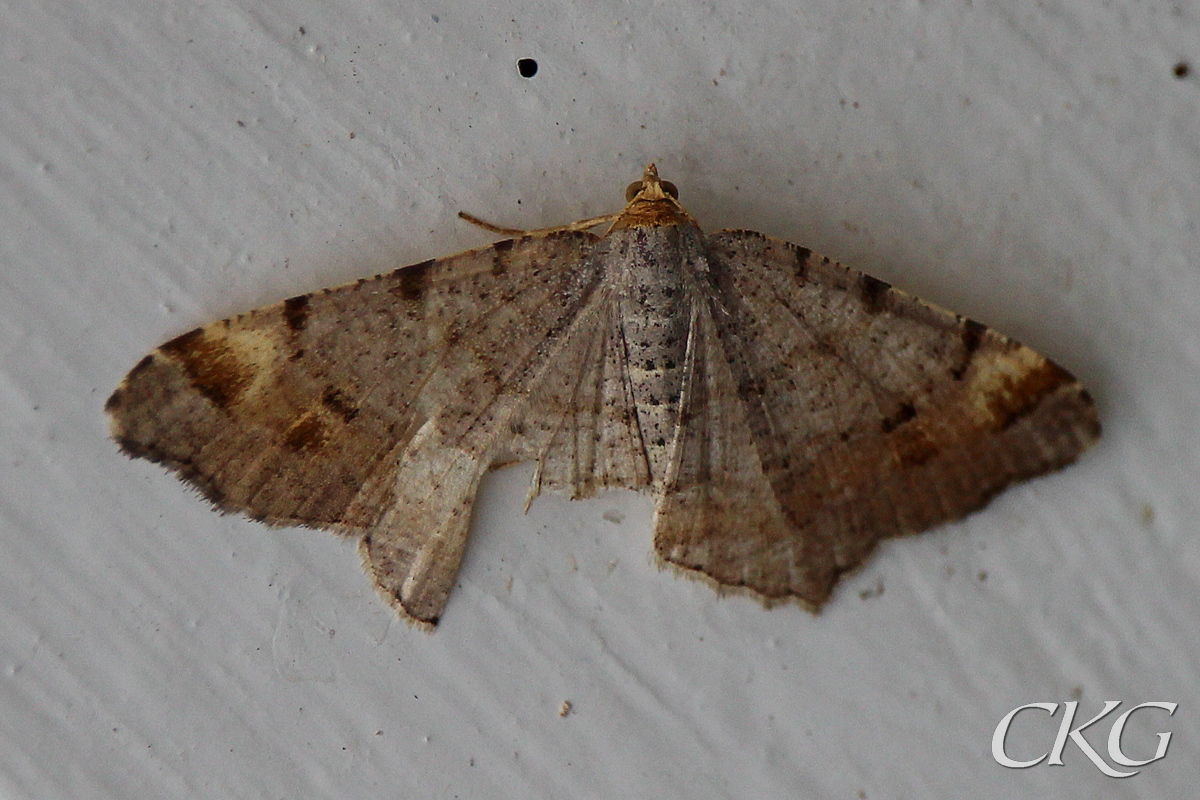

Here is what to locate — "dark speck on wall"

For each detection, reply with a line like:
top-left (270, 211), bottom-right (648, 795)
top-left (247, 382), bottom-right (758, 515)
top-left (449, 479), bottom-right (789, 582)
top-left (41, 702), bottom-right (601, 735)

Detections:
top-left (1174, 61), bottom-right (1190, 79)
top-left (518, 58), bottom-right (538, 78)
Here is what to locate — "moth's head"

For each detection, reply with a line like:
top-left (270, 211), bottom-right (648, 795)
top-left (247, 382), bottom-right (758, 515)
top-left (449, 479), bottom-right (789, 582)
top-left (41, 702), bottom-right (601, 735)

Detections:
top-left (612, 164), bottom-right (694, 230)
top-left (625, 164), bottom-right (679, 203)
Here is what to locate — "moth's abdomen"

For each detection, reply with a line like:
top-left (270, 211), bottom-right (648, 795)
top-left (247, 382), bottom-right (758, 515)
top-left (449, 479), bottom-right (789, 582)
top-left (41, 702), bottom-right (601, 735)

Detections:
top-left (611, 226), bottom-right (694, 485)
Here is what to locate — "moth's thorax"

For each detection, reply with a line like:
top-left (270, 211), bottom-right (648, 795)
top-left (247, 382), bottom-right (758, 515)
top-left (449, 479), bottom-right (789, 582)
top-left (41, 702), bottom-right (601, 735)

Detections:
top-left (604, 223), bottom-right (701, 485)
top-left (609, 197), bottom-right (696, 231)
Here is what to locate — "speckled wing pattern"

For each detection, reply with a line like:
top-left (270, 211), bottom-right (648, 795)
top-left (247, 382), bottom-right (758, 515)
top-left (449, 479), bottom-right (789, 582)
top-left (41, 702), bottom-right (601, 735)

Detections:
top-left (107, 231), bottom-right (611, 625)
top-left (654, 229), bottom-right (1099, 607)
top-left (107, 165), bottom-right (1100, 628)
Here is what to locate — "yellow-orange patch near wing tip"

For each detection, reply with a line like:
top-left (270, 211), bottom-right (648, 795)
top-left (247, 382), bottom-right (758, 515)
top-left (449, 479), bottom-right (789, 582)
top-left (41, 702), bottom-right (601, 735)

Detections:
top-left (965, 347), bottom-right (1074, 431)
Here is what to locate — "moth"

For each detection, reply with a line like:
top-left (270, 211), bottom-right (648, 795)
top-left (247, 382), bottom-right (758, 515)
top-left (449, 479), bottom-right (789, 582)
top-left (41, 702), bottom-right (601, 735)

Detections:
top-left (107, 165), bottom-right (1100, 628)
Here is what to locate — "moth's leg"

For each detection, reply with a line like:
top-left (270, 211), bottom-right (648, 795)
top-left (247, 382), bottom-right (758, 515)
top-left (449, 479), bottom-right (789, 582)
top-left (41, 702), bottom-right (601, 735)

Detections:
top-left (458, 211), bottom-right (619, 237)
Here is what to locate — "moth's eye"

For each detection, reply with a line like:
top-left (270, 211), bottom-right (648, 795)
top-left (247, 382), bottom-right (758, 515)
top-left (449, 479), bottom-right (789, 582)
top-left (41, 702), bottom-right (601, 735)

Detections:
top-left (625, 181), bottom-right (644, 201)
top-left (661, 181), bottom-right (678, 199)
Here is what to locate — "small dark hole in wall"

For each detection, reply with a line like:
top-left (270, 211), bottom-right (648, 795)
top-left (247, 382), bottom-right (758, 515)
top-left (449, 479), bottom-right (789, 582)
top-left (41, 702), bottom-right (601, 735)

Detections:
top-left (1174, 61), bottom-right (1190, 79)
top-left (517, 58), bottom-right (538, 78)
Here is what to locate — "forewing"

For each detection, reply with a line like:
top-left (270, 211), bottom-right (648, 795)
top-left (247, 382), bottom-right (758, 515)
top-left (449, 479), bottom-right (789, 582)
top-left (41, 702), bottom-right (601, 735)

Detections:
top-left (107, 231), bottom-right (601, 625)
top-left (653, 229), bottom-right (1099, 608)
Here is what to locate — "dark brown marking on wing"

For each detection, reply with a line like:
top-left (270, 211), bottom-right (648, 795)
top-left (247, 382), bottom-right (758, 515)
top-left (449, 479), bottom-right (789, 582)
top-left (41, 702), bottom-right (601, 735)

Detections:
top-left (160, 327), bottom-right (203, 353)
top-left (112, 431), bottom-right (160, 463)
top-left (794, 246), bottom-right (812, 281)
top-left (283, 411), bottom-right (327, 452)
top-left (127, 353), bottom-right (155, 380)
top-left (951, 318), bottom-right (987, 380)
top-left (880, 400), bottom-right (916, 433)
top-left (105, 355), bottom-right (155, 412)
top-left (283, 295), bottom-right (310, 332)
top-left (103, 388), bottom-right (125, 414)
top-left (322, 386), bottom-right (360, 422)
top-left (859, 274), bottom-right (891, 315)
top-left (491, 238), bottom-right (514, 276)
top-left (160, 328), bottom-right (253, 409)
top-left (962, 318), bottom-right (986, 354)
top-left (392, 259), bottom-right (435, 301)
